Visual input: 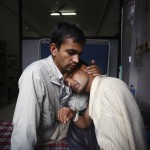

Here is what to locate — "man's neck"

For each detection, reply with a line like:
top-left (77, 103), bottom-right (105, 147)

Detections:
top-left (85, 75), bottom-right (95, 92)
top-left (51, 56), bottom-right (63, 79)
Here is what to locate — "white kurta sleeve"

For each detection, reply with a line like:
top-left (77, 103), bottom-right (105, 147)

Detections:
top-left (67, 93), bottom-right (89, 111)
top-left (89, 76), bottom-right (148, 150)
top-left (11, 71), bottom-right (45, 150)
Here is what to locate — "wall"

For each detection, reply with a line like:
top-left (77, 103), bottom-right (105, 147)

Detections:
top-left (22, 39), bottom-right (40, 70)
top-left (0, 1), bottom-right (19, 107)
top-left (0, 1), bottom-right (19, 56)
top-left (107, 40), bottom-right (118, 77)
top-left (122, 0), bottom-right (150, 104)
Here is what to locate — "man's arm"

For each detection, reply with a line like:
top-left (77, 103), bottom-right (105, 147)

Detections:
top-left (57, 60), bottom-right (100, 127)
top-left (11, 71), bottom-right (44, 150)
top-left (73, 106), bottom-right (92, 129)
top-left (57, 105), bottom-right (92, 129)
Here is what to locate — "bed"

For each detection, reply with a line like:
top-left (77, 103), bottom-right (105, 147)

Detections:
top-left (0, 121), bottom-right (69, 150)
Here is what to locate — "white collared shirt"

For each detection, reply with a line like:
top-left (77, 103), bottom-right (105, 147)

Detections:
top-left (11, 55), bottom-right (88, 150)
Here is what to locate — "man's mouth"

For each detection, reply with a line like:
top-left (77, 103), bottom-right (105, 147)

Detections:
top-left (69, 65), bottom-right (76, 69)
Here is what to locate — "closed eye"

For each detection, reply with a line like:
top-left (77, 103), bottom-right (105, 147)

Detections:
top-left (66, 49), bottom-right (82, 56)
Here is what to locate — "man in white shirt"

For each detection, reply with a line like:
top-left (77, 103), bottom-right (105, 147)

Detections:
top-left (11, 22), bottom-right (100, 150)
top-left (59, 61), bottom-right (148, 150)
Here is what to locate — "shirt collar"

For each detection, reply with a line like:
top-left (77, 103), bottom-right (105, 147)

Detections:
top-left (46, 56), bottom-right (71, 99)
top-left (47, 56), bottom-right (64, 85)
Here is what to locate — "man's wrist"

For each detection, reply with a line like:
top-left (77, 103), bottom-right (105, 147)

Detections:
top-left (72, 111), bottom-right (80, 122)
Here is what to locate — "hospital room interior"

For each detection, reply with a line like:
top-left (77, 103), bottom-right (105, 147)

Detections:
top-left (0, 0), bottom-right (150, 149)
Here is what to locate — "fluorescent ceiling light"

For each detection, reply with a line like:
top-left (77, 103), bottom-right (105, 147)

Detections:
top-left (62, 12), bottom-right (76, 15)
top-left (50, 12), bottom-right (76, 16)
top-left (50, 13), bottom-right (60, 16)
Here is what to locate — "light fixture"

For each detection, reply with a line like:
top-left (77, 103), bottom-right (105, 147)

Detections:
top-left (50, 13), bottom-right (60, 16)
top-left (62, 12), bottom-right (76, 15)
top-left (50, 12), bottom-right (76, 16)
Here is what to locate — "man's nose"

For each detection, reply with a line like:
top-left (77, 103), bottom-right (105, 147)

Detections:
top-left (72, 54), bottom-right (79, 63)
top-left (68, 80), bottom-right (73, 86)
top-left (67, 79), bottom-right (74, 87)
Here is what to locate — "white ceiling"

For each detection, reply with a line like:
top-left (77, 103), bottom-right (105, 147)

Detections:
top-left (22, 0), bottom-right (121, 38)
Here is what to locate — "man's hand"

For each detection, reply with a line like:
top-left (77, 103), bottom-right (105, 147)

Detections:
top-left (57, 107), bottom-right (76, 124)
top-left (86, 60), bottom-right (101, 76)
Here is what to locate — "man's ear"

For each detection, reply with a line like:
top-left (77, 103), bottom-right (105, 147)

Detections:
top-left (50, 43), bottom-right (57, 56)
top-left (81, 65), bottom-right (87, 73)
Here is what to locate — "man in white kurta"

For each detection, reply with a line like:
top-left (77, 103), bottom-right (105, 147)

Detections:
top-left (89, 76), bottom-right (148, 150)
top-left (63, 62), bottom-right (148, 150)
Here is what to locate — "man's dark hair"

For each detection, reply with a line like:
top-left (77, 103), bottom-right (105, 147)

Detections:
top-left (69, 59), bottom-right (89, 74)
top-left (50, 22), bottom-right (86, 49)
top-left (64, 59), bottom-right (89, 79)
top-left (77, 59), bottom-right (89, 68)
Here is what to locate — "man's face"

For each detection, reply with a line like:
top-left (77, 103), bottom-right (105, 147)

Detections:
top-left (50, 38), bottom-right (83, 74)
top-left (64, 65), bottom-right (89, 93)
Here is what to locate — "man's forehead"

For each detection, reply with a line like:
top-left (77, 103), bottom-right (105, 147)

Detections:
top-left (64, 64), bottom-right (86, 78)
top-left (64, 69), bottom-right (78, 78)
